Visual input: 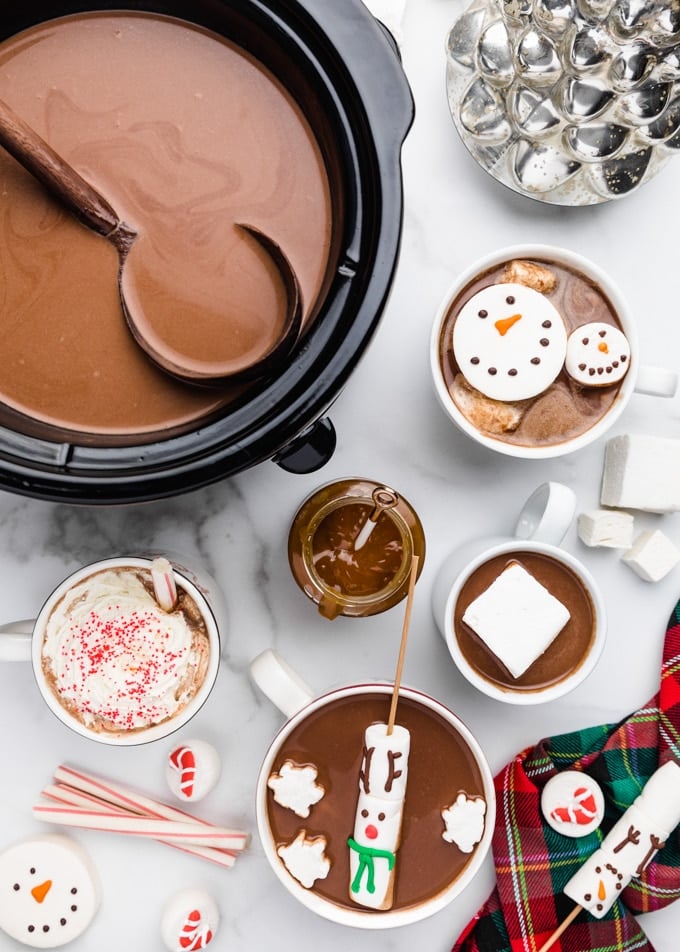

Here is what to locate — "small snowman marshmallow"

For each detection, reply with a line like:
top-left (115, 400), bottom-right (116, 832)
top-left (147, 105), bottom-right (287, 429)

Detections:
top-left (565, 321), bottom-right (630, 386)
top-left (161, 888), bottom-right (219, 951)
top-left (452, 282), bottom-right (567, 402)
top-left (0, 834), bottom-right (100, 948)
top-left (166, 739), bottom-right (221, 802)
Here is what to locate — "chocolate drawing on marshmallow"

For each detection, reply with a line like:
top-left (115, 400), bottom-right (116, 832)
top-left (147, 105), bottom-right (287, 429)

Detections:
top-left (348, 723), bottom-right (410, 910)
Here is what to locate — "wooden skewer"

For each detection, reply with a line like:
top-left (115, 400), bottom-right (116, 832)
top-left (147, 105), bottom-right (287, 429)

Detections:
top-left (386, 554), bottom-right (420, 735)
top-left (536, 904), bottom-right (583, 952)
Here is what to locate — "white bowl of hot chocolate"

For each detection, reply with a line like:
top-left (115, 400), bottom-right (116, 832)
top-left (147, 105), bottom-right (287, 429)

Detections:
top-left (431, 244), bottom-right (676, 458)
top-left (33, 558), bottom-right (220, 745)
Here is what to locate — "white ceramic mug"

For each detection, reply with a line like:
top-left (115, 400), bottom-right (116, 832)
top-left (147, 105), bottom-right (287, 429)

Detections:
top-left (0, 554), bottom-right (225, 745)
top-left (431, 482), bottom-right (606, 704)
top-left (250, 649), bottom-right (495, 929)
top-left (430, 244), bottom-right (677, 459)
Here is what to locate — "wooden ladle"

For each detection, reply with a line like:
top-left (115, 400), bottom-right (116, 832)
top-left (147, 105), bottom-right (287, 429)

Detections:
top-left (0, 97), bottom-right (303, 386)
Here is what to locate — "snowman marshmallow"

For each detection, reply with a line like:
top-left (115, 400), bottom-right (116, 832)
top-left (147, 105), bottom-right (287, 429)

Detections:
top-left (0, 834), bottom-right (100, 948)
top-left (452, 282), bottom-right (567, 402)
top-left (347, 722), bottom-right (410, 911)
top-left (565, 321), bottom-right (630, 386)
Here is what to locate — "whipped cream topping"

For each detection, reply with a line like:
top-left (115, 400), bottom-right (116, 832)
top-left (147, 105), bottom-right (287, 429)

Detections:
top-left (41, 568), bottom-right (208, 732)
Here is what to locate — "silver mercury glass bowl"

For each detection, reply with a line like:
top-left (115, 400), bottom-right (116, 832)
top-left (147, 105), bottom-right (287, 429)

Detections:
top-left (445, 0), bottom-right (680, 204)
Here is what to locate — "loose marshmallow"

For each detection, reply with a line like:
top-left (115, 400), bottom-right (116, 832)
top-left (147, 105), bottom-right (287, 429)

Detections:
top-left (441, 792), bottom-right (487, 852)
top-left (452, 283), bottom-right (567, 402)
top-left (462, 561), bottom-right (571, 679)
top-left (0, 834), bottom-right (100, 948)
top-left (161, 888), bottom-right (218, 952)
top-left (622, 530), bottom-right (680, 582)
top-left (541, 771), bottom-right (605, 837)
top-left (601, 435), bottom-right (680, 513)
top-left (563, 761), bottom-right (680, 918)
top-left (166, 739), bottom-right (221, 802)
top-left (277, 831), bottom-right (331, 889)
top-left (267, 761), bottom-right (325, 818)
top-left (565, 322), bottom-right (631, 387)
top-left (577, 509), bottom-right (634, 548)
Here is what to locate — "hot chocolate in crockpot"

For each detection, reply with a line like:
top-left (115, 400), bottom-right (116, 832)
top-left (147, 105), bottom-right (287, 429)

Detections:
top-left (438, 257), bottom-right (631, 448)
top-left (454, 550), bottom-right (596, 693)
top-left (0, 12), bottom-right (335, 441)
top-left (264, 692), bottom-right (488, 913)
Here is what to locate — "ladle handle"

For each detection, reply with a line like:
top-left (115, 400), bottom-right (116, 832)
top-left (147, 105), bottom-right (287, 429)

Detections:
top-left (0, 97), bottom-right (122, 240)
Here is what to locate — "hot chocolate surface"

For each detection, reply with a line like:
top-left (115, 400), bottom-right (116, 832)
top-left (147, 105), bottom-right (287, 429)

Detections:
top-left (265, 693), bottom-right (487, 912)
top-left (454, 551), bottom-right (596, 692)
top-left (0, 12), bottom-right (333, 439)
top-left (439, 258), bottom-right (625, 448)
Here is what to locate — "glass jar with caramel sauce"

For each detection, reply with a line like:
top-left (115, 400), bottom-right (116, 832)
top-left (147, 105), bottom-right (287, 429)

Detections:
top-left (288, 478), bottom-right (426, 619)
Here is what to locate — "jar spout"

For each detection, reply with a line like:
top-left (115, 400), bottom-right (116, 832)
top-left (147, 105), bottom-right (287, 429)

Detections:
top-left (318, 595), bottom-right (342, 620)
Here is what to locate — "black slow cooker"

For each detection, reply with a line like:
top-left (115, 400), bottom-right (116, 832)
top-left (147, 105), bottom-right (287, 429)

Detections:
top-left (0, 0), bottom-right (413, 504)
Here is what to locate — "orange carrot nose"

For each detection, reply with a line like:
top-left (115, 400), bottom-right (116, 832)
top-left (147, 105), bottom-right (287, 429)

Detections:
top-left (31, 879), bottom-right (52, 904)
top-left (598, 341), bottom-right (609, 353)
top-left (495, 313), bottom-right (522, 335)
top-left (597, 879), bottom-right (606, 901)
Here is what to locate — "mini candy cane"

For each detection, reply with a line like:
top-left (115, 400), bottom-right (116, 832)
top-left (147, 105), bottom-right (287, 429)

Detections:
top-left (151, 556), bottom-right (178, 611)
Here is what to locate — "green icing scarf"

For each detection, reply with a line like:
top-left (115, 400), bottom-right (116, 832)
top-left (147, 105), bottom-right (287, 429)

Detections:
top-left (347, 837), bottom-right (396, 894)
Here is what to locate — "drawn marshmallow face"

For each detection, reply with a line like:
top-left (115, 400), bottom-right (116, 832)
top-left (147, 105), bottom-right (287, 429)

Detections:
top-left (352, 795), bottom-right (403, 852)
top-left (563, 847), bottom-right (625, 917)
top-left (565, 321), bottom-right (631, 386)
top-left (0, 835), bottom-right (100, 948)
top-left (452, 282), bottom-right (567, 401)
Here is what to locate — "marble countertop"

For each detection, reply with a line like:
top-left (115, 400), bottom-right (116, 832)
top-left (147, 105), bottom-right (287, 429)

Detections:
top-left (1, 1), bottom-right (680, 949)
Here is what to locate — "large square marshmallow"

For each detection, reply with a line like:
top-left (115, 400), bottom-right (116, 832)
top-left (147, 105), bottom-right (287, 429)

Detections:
top-left (462, 561), bottom-right (571, 679)
top-left (601, 435), bottom-right (680, 513)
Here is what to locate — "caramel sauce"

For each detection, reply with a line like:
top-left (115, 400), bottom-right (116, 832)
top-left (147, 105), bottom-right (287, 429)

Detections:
top-left (311, 503), bottom-right (405, 597)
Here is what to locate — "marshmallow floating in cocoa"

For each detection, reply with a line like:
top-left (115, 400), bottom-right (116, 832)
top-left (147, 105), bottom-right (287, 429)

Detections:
top-left (348, 722), bottom-right (410, 910)
top-left (452, 283), bottom-right (567, 402)
top-left (565, 322), bottom-right (630, 387)
top-left (462, 561), bottom-right (571, 679)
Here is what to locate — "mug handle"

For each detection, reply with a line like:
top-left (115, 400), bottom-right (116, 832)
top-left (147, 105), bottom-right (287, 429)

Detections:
top-left (513, 481), bottom-right (576, 546)
top-left (0, 619), bottom-right (35, 661)
top-left (250, 649), bottom-right (316, 719)
top-left (634, 365), bottom-right (677, 398)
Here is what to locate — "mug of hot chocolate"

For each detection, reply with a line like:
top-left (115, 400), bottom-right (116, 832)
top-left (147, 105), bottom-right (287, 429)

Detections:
top-left (430, 245), bottom-right (677, 458)
top-left (0, 555), bottom-right (223, 744)
top-left (250, 649), bottom-right (495, 928)
top-left (431, 483), bottom-right (606, 704)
